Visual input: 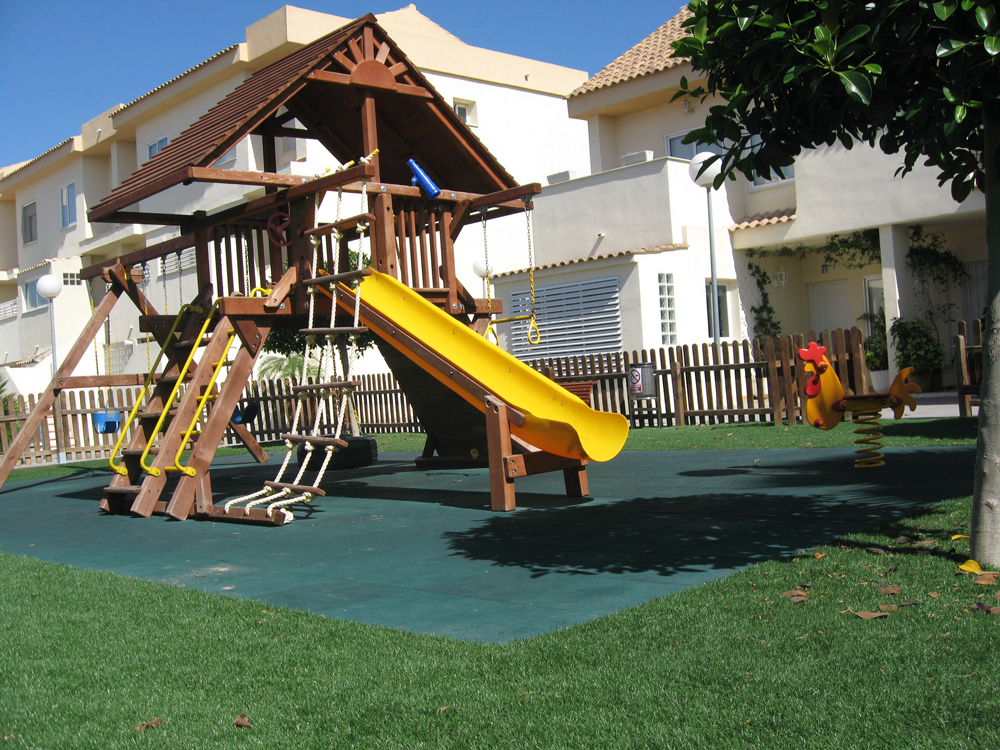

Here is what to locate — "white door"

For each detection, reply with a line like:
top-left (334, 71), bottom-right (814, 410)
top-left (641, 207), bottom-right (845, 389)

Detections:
top-left (809, 280), bottom-right (852, 333)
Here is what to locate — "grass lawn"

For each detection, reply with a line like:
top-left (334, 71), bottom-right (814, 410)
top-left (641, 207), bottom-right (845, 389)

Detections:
top-left (0, 417), bottom-right (995, 748)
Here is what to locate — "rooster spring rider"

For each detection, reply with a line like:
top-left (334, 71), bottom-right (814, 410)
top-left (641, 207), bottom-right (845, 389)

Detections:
top-left (797, 341), bottom-right (920, 467)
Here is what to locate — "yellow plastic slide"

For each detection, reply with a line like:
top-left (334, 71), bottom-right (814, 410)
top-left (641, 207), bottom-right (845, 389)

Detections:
top-left (357, 271), bottom-right (629, 462)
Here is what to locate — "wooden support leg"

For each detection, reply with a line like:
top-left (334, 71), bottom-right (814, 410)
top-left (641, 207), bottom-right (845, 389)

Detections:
top-left (563, 465), bottom-right (589, 497)
top-left (194, 470), bottom-right (213, 515)
top-left (485, 395), bottom-right (516, 511)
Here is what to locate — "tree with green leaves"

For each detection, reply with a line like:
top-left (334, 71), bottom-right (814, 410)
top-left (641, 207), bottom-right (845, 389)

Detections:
top-left (673, 0), bottom-right (1000, 564)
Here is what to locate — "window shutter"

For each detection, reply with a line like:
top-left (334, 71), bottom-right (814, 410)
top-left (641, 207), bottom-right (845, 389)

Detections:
top-left (509, 276), bottom-right (623, 359)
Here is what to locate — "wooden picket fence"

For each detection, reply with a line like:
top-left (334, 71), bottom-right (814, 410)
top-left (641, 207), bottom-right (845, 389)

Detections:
top-left (0, 327), bottom-right (869, 468)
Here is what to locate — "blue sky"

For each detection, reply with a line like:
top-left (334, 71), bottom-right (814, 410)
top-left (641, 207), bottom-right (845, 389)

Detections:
top-left (0, 1), bottom-right (689, 169)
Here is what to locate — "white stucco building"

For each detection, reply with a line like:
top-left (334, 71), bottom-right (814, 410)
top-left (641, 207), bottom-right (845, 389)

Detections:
top-left (0, 4), bottom-right (590, 393)
top-left (494, 8), bottom-right (986, 382)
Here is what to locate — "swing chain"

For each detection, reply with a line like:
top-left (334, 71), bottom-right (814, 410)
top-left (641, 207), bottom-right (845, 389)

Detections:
top-left (161, 254), bottom-right (169, 316)
top-left (524, 197), bottom-right (541, 345)
top-left (141, 262), bottom-right (151, 374)
top-left (481, 210), bottom-right (491, 314)
top-left (176, 249), bottom-right (184, 306)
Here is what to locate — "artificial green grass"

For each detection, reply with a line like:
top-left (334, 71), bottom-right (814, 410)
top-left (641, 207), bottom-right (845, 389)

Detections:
top-left (1, 493), bottom-right (997, 749)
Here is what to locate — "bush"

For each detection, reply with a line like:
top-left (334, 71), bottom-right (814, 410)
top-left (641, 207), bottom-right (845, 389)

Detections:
top-left (858, 308), bottom-right (889, 371)
top-left (890, 317), bottom-right (945, 374)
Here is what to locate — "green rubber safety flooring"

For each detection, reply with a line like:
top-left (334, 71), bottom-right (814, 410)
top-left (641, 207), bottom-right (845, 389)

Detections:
top-left (0, 446), bottom-right (973, 643)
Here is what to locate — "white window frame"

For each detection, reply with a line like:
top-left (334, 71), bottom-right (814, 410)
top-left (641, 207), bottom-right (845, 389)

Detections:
top-left (748, 134), bottom-right (795, 190)
top-left (59, 182), bottom-right (76, 229)
top-left (22, 278), bottom-right (45, 312)
top-left (62, 272), bottom-right (82, 287)
top-left (453, 99), bottom-right (478, 127)
top-left (665, 129), bottom-right (725, 161)
top-left (21, 201), bottom-right (37, 245)
top-left (147, 134), bottom-right (169, 162)
top-left (705, 281), bottom-right (731, 339)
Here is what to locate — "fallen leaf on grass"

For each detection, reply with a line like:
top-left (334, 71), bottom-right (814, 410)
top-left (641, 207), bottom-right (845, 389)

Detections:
top-left (790, 596), bottom-right (808, 603)
top-left (234, 712), bottom-right (252, 728)
top-left (879, 605), bottom-right (899, 612)
top-left (916, 540), bottom-right (938, 547)
top-left (878, 586), bottom-right (902, 596)
top-left (866, 547), bottom-right (886, 555)
top-left (959, 559), bottom-right (982, 573)
top-left (799, 442), bottom-right (812, 447)
top-left (992, 607), bottom-right (1000, 615)
top-left (436, 706), bottom-right (451, 714)
top-left (952, 534), bottom-right (970, 540)
top-left (855, 611), bottom-right (890, 619)
top-left (900, 599), bottom-right (920, 606)
top-left (781, 589), bottom-right (809, 597)
top-left (131, 718), bottom-right (162, 732)
top-left (814, 552), bottom-right (826, 559)
top-left (894, 536), bottom-right (911, 544)
top-left (972, 603), bottom-right (991, 613)
top-left (974, 572), bottom-right (999, 585)
top-left (928, 592), bottom-right (941, 599)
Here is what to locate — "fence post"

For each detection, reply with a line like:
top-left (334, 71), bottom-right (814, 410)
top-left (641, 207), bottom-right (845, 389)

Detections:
top-left (671, 360), bottom-right (686, 426)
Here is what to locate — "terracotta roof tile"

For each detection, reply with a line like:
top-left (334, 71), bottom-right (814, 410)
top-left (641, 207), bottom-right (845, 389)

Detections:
top-left (730, 209), bottom-right (797, 231)
top-left (571, 8), bottom-right (693, 98)
top-left (494, 244), bottom-right (686, 278)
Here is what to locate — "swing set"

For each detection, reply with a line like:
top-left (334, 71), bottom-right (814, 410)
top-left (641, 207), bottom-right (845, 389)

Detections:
top-left (480, 197), bottom-right (541, 347)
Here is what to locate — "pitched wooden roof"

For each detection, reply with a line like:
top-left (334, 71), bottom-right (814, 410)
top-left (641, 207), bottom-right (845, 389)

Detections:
top-left (89, 15), bottom-right (517, 222)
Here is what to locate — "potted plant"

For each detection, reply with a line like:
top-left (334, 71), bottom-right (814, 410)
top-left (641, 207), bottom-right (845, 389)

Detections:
top-left (858, 308), bottom-right (890, 391)
top-left (890, 317), bottom-right (945, 391)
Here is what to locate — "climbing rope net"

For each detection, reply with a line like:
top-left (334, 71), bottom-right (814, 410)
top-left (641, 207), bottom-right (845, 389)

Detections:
top-left (224, 155), bottom-right (374, 523)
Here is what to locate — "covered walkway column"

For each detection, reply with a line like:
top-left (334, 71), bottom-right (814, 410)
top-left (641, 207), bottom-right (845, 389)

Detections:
top-left (879, 224), bottom-right (915, 378)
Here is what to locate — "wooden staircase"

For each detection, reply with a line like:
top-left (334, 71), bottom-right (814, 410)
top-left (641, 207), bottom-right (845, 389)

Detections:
top-left (100, 302), bottom-right (272, 520)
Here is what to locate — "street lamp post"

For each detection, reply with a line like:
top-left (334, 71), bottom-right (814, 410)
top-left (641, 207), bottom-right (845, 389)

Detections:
top-left (36, 273), bottom-right (64, 463)
top-left (689, 152), bottom-right (723, 348)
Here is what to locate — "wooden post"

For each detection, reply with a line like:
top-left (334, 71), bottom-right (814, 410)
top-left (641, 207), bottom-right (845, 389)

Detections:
top-left (193, 210), bottom-right (212, 292)
top-left (484, 395), bottom-right (516, 511)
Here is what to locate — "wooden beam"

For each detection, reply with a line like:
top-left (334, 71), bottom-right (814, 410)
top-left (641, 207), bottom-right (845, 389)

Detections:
top-left (306, 68), bottom-right (432, 98)
top-left (0, 287), bottom-right (122, 488)
top-left (184, 167), bottom-right (307, 188)
top-left (341, 181), bottom-right (534, 210)
top-left (485, 396), bottom-right (516, 511)
top-left (179, 163), bottom-right (376, 235)
top-left (103, 211), bottom-right (190, 226)
top-left (53, 374), bottom-right (146, 390)
top-left (81, 234), bottom-right (196, 280)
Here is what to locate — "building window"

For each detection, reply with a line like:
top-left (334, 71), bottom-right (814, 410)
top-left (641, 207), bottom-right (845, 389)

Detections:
top-left (62, 272), bottom-right (81, 287)
top-left (60, 183), bottom-right (76, 229)
top-left (749, 134), bottom-right (794, 187)
top-left (666, 131), bottom-right (724, 161)
top-left (509, 277), bottom-right (623, 359)
top-left (705, 282), bottom-right (730, 338)
top-left (453, 99), bottom-right (478, 127)
top-left (659, 273), bottom-right (677, 345)
top-left (21, 202), bottom-right (37, 244)
top-left (22, 279), bottom-right (45, 311)
top-left (147, 135), bottom-right (169, 161)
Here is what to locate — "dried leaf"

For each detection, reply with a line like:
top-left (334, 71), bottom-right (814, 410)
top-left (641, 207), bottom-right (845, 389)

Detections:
top-left (860, 564), bottom-right (873, 569)
top-left (855, 611), bottom-right (890, 619)
top-left (974, 573), bottom-right (999, 585)
top-left (952, 534), bottom-right (970, 540)
top-left (959, 559), bottom-right (983, 573)
top-left (916, 540), bottom-right (938, 547)
top-left (878, 586), bottom-right (901, 596)
top-left (436, 706), bottom-right (451, 713)
top-left (131, 717), bottom-right (162, 732)
top-left (234, 712), bottom-right (252, 728)
top-left (781, 589), bottom-right (809, 597)
top-left (866, 547), bottom-right (886, 555)
top-left (900, 599), bottom-right (920, 606)
top-left (790, 596), bottom-right (808, 603)
top-left (814, 552), bottom-right (826, 559)
top-left (972, 602), bottom-right (991, 613)
top-left (894, 536), bottom-right (911, 544)
top-left (928, 592), bottom-right (941, 599)
top-left (991, 607), bottom-right (1000, 615)
top-left (887, 565), bottom-right (899, 573)
top-left (878, 579), bottom-right (891, 584)
top-left (879, 605), bottom-right (899, 612)
top-left (799, 442), bottom-right (812, 447)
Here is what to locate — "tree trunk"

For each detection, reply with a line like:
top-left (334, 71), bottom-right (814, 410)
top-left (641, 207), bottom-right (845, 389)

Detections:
top-left (971, 116), bottom-right (1000, 566)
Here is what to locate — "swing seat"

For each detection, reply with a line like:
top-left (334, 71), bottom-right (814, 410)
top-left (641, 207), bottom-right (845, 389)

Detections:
top-left (231, 401), bottom-right (260, 425)
top-left (92, 411), bottom-right (122, 434)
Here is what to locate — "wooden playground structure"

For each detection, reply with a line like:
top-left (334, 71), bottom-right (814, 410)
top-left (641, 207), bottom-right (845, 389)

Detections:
top-left (0, 16), bottom-right (628, 525)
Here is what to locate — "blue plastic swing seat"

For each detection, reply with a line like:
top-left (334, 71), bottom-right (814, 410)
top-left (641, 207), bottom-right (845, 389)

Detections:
top-left (231, 401), bottom-right (260, 425)
top-left (92, 411), bottom-right (121, 434)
